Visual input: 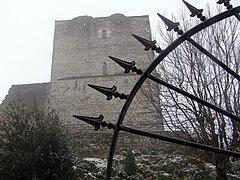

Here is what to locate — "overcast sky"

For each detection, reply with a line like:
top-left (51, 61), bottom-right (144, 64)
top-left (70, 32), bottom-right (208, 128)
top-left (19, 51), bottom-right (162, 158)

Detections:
top-left (0, 0), bottom-right (239, 103)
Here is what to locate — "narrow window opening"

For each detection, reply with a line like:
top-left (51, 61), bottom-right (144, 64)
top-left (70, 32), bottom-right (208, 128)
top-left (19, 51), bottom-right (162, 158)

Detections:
top-left (103, 62), bottom-right (107, 75)
top-left (102, 30), bottom-right (107, 39)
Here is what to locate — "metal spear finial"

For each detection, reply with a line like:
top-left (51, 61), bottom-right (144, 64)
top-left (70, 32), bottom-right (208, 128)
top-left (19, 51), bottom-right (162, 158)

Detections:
top-left (132, 34), bottom-right (161, 53)
top-left (157, 13), bottom-right (183, 35)
top-left (217, 0), bottom-right (233, 10)
top-left (73, 114), bottom-right (104, 131)
top-left (109, 56), bottom-right (143, 75)
top-left (88, 84), bottom-right (128, 100)
top-left (217, 0), bottom-right (240, 20)
top-left (182, 0), bottom-right (206, 21)
top-left (73, 114), bottom-right (115, 131)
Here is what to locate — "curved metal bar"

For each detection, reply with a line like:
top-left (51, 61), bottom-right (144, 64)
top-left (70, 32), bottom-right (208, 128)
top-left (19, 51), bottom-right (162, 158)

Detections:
top-left (106, 6), bottom-right (240, 179)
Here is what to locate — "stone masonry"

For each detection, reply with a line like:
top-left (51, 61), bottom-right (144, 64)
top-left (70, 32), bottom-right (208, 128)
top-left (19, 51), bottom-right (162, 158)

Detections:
top-left (1, 14), bottom-right (163, 155)
top-left (49, 14), bottom-right (163, 132)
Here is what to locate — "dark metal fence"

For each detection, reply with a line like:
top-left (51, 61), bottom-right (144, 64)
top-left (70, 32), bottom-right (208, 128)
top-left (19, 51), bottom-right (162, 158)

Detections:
top-left (73, 1), bottom-right (240, 179)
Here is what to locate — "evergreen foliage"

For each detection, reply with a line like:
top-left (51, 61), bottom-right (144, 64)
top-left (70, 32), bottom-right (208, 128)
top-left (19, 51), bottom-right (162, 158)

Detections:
top-left (124, 150), bottom-right (137, 176)
top-left (0, 101), bottom-right (77, 180)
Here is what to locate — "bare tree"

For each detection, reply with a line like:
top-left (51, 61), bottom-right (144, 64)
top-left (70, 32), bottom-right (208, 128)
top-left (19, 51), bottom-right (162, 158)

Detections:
top-left (140, 6), bottom-right (239, 179)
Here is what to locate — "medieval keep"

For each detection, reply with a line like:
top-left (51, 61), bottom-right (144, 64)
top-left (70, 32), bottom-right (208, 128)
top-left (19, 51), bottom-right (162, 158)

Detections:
top-left (1, 14), bottom-right (163, 154)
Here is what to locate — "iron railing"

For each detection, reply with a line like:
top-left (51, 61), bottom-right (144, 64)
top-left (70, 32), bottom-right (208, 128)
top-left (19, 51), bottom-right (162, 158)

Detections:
top-left (73, 1), bottom-right (240, 179)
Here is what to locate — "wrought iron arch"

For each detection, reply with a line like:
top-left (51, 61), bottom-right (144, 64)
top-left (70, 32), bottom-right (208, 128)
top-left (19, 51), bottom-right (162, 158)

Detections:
top-left (73, 1), bottom-right (240, 179)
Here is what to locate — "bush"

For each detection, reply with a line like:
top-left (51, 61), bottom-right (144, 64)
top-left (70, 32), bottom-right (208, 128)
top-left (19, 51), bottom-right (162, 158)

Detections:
top-left (124, 150), bottom-right (137, 176)
top-left (0, 101), bottom-right (77, 180)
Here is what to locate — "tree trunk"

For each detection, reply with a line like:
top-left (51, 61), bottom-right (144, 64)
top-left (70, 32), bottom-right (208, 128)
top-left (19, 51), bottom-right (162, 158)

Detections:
top-left (215, 156), bottom-right (228, 180)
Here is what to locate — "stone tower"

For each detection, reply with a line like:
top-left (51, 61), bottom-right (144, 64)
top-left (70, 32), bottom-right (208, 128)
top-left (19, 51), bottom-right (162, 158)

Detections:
top-left (51, 14), bottom-right (151, 81)
top-left (49, 14), bottom-right (163, 153)
top-left (0, 14), bottom-right (163, 155)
